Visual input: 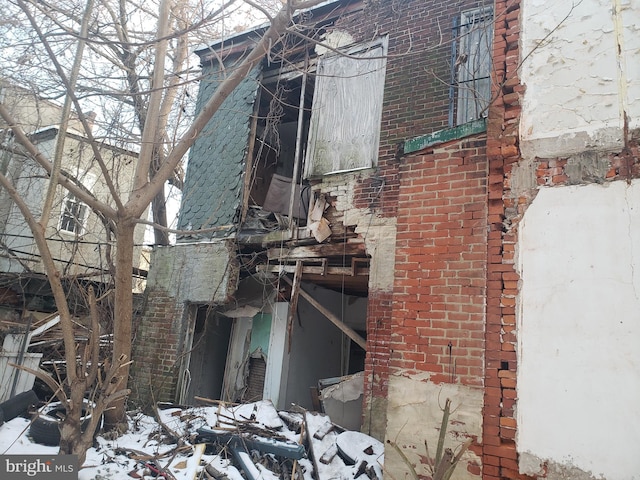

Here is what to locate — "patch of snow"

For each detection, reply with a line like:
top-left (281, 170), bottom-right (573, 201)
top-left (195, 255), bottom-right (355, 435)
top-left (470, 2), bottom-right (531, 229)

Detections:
top-left (0, 400), bottom-right (383, 479)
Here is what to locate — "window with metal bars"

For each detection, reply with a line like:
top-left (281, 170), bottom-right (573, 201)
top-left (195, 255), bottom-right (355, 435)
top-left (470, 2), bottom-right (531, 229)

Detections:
top-left (449, 6), bottom-right (494, 126)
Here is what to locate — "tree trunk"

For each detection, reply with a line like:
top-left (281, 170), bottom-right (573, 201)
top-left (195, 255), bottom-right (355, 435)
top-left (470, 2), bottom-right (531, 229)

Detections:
top-left (152, 183), bottom-right (170, 246)
top-left (58, 384), bottom-right (91, 465)
top-left (103, 218), bottom-right (136, 430)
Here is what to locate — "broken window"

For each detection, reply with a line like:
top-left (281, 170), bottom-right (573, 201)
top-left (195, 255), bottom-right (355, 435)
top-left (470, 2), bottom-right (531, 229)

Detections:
top-left (248, 73), bottom-right (313, 225)
top-left (451, 6), bottom-right (494, 125)
top-left (59, 173), bottom-right (95, 235)
top-left (245, 37), bottom-right (388, 232)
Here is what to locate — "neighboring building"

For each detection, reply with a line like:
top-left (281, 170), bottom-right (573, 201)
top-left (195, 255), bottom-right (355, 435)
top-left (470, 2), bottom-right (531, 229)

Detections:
top-left (133, 1), bottom-right (640, 479)
top-left (501, 0), bottom-right (640, 478)
top-left (0, 83), bottom-right (147, 320)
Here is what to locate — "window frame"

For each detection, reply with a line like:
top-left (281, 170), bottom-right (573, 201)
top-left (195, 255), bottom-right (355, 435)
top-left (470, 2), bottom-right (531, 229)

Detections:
top-left (58, 172), bottom-right (96, 236)
top-left (59, 194), bottom-right (89, 235)
top-left (303, 36), bottom-right (388, 178)
top-left (449, 6), bottom-right (494, 126)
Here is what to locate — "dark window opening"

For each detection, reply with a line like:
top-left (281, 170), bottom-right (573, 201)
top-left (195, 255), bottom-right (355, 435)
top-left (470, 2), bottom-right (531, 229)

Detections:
top-left (347, 330), bottom-right (367, 374)
top-left (245, 70), bottom-right (314, 229)
top-left (243, 36), bottom-right (387, 234)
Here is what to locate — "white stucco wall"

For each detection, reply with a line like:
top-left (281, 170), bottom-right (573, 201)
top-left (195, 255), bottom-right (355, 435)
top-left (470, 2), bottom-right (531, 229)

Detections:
top-left (384, 373), bottom-right (483, 480)
top-left (517, 180), bottom-right (640, 479)
top-left (520, 0), bottom-right (640, 158)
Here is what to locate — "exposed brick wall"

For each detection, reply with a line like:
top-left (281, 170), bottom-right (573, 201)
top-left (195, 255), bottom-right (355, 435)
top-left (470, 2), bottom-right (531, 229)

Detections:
top-left (130, 288), bottom-right (184, 409)
top-left (327, 0), bottom-right (493, 418)
top-left (364, 290), bottom-right (392, 398)
top-left (535, 139), bottom-right (640, 186)
top-left (392, 134), bottom-right (488, 386)
top-left (361, 289), bottom-right (392, 438)
top-left (365, 292), bottom-right (393, 397)
top-left (484, 0), bottom-right (533, 478)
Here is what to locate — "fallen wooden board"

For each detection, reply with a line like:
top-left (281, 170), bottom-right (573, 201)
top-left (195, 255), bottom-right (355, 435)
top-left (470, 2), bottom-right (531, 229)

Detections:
top-left (304, 411), bottom-right (345, 480)
top-left (319, 444), bottom-right (338, 464)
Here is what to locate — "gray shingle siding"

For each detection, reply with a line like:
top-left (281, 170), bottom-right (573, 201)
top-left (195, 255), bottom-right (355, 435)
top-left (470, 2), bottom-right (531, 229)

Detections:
top-left (177, 64), bottom-right (260, 238)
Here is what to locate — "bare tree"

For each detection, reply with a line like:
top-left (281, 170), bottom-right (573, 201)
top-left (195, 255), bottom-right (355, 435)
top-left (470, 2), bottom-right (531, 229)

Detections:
top-left (0, 0), bottom-right (325, 462)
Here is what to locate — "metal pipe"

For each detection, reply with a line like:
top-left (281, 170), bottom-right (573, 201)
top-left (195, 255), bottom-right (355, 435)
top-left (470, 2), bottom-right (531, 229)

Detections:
top-left (288, 51), bottom-right (309, 238)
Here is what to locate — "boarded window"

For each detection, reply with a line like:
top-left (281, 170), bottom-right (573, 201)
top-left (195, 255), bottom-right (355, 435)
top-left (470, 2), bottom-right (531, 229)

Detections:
top-left (455, 7), bottom-right (493, 125)
top-left (304, 38), bottom-right (388, 178)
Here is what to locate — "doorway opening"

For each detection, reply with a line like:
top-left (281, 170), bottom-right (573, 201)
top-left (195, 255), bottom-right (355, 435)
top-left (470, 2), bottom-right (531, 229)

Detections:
top-left (181, 305), bottom-right (232, 404)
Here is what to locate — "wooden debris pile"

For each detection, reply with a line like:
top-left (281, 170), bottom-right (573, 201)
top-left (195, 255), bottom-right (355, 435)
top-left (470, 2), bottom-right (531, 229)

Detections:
top-left (116, 400), bottom-right (383, 480)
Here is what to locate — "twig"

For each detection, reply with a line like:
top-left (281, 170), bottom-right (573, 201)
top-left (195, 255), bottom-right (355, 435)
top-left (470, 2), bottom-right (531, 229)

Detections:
top-left (153, 403), bottom-right (182, 444)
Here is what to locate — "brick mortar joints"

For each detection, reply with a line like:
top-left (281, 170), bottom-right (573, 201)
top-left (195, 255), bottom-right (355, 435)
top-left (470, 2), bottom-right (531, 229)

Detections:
top-left (483, 0), bottom-right (539, 478)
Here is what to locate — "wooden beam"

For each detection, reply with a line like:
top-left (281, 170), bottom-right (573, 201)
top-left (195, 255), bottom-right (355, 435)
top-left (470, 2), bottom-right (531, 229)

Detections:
top-left (287, 261), bottom-right (303, 352)
top-left (267, 243), bottom-right (366, 261)
top-left (282, 276), bottom-right (366, 350)
top-left (258, 264), bottom-right (369, 276)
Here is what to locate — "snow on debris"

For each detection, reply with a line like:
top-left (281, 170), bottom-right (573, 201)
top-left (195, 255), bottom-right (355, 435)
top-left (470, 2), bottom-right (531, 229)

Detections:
top-left (0, 400), bottom-right (383, 479)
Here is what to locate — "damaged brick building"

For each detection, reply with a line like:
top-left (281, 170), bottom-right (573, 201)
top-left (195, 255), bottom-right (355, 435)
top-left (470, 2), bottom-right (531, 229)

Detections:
top-left (132, 0), bottom-right (640, 479)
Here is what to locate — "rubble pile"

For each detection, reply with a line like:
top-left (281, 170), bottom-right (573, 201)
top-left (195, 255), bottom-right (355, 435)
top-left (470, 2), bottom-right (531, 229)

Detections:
top-left (89, 400), bottom-right (383, 480)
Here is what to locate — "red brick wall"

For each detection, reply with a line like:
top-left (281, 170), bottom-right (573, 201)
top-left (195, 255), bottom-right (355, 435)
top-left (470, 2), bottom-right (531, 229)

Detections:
top-left (392, 135), bottom-right (488, 386)
top-left (331, 0), bottom-right (493, 420)
top-left (130, 289), bottom-right (184, 409)
top-left (483, 0), bottom-right (534, 478)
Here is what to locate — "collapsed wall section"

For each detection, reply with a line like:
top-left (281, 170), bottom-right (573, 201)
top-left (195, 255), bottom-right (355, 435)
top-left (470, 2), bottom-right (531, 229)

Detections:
top-left (130, 242), bottom-right (238, 408)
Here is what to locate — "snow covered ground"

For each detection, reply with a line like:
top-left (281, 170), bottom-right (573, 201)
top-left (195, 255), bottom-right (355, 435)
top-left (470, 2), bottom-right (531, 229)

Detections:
top-left (0, 400), bottom-right (384, 479)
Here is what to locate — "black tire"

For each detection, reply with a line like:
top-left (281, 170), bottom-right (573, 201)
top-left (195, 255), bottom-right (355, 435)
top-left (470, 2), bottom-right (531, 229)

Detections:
top-left (29, 401), bottom-right (96, 446)
top-left (0, 407), bottom-right (5, 425)
top-left (29, 409), bottom-right (62, 446)
top-left (0, 390), bottom-right (39, 422)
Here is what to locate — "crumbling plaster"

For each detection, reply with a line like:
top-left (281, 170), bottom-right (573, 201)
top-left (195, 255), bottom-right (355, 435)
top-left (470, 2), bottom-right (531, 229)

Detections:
top-left (149, 241), bottom-right (238, 303)
top-left (519, 0), bottom-right (640, 159)
top-left (318, 172), bottom-right (397, 291)
top-left (519, 452), bottom-right (603, 480)
top-left (384, 373), bottom-right (483, 479)
top-left (517, 180), bottom-right (640, 480)
top-left (359, 224), bottom-right (396, 292)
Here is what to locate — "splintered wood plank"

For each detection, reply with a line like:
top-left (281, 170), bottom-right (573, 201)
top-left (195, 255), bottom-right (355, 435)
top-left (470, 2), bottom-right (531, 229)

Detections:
top-left (287, 261), bottom-right (303, 352)
top-left (267, 243), bottom-right (366, 261)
